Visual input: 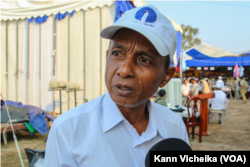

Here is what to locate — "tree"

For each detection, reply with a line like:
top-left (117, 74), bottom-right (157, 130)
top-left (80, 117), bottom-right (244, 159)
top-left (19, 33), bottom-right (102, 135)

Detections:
top-left (181, 24), bottom-right (201, 51)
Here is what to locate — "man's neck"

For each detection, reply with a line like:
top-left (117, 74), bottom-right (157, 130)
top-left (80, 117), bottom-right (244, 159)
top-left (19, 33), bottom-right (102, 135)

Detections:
top-left (117, 101), bottom-right (149, 136)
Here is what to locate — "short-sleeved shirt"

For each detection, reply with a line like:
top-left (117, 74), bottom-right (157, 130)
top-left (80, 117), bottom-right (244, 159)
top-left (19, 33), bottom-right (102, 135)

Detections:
top-left (44, 93), bottom-right (189, 167)
top-left (181, 84), bottom-right (189, 97)
top-left (191, 83), bottom-right (199, 95)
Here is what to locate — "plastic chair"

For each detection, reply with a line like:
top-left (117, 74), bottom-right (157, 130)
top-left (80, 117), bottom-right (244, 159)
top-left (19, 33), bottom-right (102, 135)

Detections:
top-left (209, 99), bottom-right (229, 126)
top-left (186, 96), bottom-right (204, 143)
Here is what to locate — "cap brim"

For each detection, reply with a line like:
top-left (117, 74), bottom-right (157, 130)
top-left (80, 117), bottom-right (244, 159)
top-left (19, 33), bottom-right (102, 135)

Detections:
top-left (100, 24), bottom-right (170, 58)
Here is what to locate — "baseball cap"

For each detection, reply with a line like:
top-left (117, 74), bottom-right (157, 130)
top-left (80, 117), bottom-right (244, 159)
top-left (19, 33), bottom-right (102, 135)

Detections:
top-left (213, 83), bottom-right (221, 89)
top-left (100, 4), bottom-right (177, 63)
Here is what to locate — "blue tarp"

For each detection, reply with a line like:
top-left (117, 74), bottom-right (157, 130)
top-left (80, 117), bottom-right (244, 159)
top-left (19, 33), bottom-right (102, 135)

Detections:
top-left (4, 101), bottom-right (56, 135)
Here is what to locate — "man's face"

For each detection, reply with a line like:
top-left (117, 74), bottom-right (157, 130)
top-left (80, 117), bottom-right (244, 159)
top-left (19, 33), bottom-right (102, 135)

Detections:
top-left (184, 80), bottom-right (188, 85)
top-left (105, 28), bottom-right (174, 107)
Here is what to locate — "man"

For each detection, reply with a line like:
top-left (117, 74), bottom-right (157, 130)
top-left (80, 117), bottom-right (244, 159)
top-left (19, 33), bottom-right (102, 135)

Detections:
top-left (239, 77), bottom-right (249, 103)
top-left (154, 89), bottom-right (167, 107)
top-left (181, 79), bottom-right (190, 106)
top-left (44, 5), bottom-right (189, 167)
top-left (215, 76), bottom-right (224, 91)
top-left (210, 84), bottom-right (227, 124)
top-left (190, 77), bottom-right (199, 96)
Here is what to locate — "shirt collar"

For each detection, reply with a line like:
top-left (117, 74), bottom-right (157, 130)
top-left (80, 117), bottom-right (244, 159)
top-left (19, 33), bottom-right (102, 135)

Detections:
top-left (102, 93), bottom-right (166, 139)
top-left (102, 93), bottom-right (125, 133)
top-left (147, 101), bottom-right (167, 139)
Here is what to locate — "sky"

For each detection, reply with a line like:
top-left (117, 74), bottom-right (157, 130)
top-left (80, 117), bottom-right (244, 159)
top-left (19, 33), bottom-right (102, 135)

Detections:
top-left (144, 1), bottom-right (250, 54)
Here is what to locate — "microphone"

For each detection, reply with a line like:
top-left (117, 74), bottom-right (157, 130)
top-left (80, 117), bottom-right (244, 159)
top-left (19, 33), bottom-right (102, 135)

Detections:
top-left (145, 138), bottom-right (192, 167)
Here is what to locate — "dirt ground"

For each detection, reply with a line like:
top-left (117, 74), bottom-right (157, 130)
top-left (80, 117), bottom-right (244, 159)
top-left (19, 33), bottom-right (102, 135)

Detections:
top-left (1, 99), bottom-right (250, 166)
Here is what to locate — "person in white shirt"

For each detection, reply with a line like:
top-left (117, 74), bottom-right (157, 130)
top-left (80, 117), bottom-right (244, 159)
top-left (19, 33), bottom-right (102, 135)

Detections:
top-left (44, 5), bottom-right (189, 167)
top-left (210, 84), bottom-right (227, 124)
top-left (215, 76), bottom-right (225, 91)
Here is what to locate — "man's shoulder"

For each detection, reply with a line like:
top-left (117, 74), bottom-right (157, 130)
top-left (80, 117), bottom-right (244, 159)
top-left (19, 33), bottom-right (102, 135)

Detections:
top-left (52, 94), bottom-right (105, 127)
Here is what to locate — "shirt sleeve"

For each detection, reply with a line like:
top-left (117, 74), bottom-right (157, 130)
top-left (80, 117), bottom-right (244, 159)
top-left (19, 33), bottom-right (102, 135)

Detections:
top-left (44, 121), bottom-right (77, 167)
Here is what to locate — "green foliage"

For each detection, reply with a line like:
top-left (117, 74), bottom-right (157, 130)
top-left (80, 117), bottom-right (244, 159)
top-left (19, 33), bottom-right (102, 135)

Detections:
top-left (181, 24), bottom-right (201, 51)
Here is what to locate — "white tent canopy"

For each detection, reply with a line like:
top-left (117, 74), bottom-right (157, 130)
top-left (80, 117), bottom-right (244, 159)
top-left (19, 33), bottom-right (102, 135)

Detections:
top-left (1, 0), bottom-right (114, 21)
top-left (1, 0), bottom-right (184, 113)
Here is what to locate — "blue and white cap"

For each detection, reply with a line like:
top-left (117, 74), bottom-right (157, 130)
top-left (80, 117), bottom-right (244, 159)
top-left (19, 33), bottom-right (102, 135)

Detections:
top-left (100, 4), bottom-right (177, 63)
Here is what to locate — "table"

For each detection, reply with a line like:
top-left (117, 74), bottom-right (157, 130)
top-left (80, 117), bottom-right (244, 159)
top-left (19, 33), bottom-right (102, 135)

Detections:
top-left (1, 123), bottom-right (26, 145)
top-left (170, 106), bottom-right (200, 118)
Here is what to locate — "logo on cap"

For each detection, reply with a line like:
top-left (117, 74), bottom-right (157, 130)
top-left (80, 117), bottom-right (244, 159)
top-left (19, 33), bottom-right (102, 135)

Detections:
top-left (135, 7), bottom-right (157, 23)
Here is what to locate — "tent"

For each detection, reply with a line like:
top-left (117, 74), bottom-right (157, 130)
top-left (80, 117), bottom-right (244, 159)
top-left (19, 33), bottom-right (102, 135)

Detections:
top-left (185, 43), bottom-right (250, 67)
top-left (1, 0), bottom-right (183, 113)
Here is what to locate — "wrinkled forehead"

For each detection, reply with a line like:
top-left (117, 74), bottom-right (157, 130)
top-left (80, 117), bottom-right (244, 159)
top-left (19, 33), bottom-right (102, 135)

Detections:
top-left (110, 28), bottom-right (160, 54)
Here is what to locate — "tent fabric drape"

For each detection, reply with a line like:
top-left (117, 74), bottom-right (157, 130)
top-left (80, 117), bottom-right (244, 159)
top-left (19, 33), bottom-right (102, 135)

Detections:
top-left (1, 21), bottom-right (7, 99)
top-left (69, 11), bottom-right (84, 110)
top-left (101, 5), bottom-right (116, 95)
top-left (17, 19), bottom-right (29, 104)
top-left (41, 16), bottom-right (54, 111)
top-left (55, 15), bottom-right (69, 113)
top-left (1, 0), bottom-right (114, 21)
top-left (7, 20), bottom-right (18, 101)
top-left (85, 8), bottom-right (101, 101)
top-left (29, 20), bottom-right (41, 107)
top-left (115, 0), bottom-right (135, 22)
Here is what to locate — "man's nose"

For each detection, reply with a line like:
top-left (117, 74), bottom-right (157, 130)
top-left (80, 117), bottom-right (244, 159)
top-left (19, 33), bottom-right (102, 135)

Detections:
top-left (117, 57), bottom-right (135, 78)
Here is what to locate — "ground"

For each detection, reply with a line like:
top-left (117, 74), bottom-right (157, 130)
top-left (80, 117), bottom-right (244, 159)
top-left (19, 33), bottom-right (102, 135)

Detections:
top-left (1, 99), bottom-right (250, 166)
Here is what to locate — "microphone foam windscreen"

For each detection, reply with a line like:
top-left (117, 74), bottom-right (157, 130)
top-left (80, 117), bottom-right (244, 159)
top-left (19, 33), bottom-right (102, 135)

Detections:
top-left (145, 138), bottom-right (192, 167)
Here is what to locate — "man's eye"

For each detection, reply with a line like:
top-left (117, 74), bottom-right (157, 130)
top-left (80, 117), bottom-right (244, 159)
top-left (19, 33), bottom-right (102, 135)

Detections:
top-left (140, 57), bottom-right (150, 64)
top-left (112, 51), bottom-right (120, 56)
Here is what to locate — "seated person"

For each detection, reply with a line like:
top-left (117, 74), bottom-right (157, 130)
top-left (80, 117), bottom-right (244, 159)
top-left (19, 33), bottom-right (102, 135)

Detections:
top-left (210, 84), bottom-right (227, 124)
top-left (154, 89), bottom-right (167, 107)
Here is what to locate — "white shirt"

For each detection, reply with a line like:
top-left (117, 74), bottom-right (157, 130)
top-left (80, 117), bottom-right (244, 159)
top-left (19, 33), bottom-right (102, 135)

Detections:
top-left (44, 93), bottom-right (189, 167)
top-left (211, 90), bottom-right (227, 110)
top-left (181, 84), bottom-right (189, 96)
top-left (215, 80), bottom-right (224, 90)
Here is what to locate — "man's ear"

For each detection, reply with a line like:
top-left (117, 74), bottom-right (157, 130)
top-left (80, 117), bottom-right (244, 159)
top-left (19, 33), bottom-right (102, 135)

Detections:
top-left (159, 66), bottom-right (176, 88)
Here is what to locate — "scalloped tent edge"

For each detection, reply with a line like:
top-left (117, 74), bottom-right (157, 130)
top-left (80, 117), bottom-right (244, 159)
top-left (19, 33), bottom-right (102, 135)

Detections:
top-left (0, 0), bottom-right (115, 21)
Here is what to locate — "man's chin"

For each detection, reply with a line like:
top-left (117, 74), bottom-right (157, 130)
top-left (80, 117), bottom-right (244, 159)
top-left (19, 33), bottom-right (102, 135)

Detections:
top-left (113, 98), bottom-right (149, 108)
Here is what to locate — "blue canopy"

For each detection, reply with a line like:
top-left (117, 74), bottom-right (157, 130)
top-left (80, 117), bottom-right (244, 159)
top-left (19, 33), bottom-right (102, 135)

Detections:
top-left (185, 43), bottom-right (250, 67)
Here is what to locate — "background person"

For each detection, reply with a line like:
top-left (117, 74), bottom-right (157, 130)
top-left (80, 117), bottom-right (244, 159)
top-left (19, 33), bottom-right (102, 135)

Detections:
top-left (215, 76), bottom-right (225, 91)
top-left (210, 84), bottom-right (227, 124)
top-left (154, 89), bottom-right (167, 107)
top-left (190, 77), bottom-right (199, 96)
top-left (239, 77), bottom-right (249, 103)
top-left (181, 79), bottom-right (190, 106)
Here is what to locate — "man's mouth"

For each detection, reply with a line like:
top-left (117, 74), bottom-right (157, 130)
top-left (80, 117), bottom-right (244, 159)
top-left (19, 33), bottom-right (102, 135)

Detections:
top-left (114, 84), bottom-right (134, 96)
top-left (117, 85), bottom-right (133, 91)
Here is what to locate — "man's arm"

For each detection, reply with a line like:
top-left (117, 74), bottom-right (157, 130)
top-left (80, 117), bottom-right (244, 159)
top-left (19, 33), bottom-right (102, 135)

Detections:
top-left (44, 121), bottom-right (77, 167)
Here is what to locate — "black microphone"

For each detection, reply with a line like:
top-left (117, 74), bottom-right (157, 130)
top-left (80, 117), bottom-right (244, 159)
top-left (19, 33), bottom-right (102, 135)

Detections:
top-left (145, 138), bottom-right (192, 167)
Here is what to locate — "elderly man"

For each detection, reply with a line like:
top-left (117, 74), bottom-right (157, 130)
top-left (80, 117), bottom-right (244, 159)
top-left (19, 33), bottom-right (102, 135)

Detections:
top-left (210, 84), bottom-right (227, 124)
top-left (44, 5), bottom-right (189, 167)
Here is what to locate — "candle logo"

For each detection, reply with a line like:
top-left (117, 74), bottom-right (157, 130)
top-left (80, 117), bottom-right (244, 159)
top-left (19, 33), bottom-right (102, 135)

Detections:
top-left (135, 7), bottom-right (157, 23)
